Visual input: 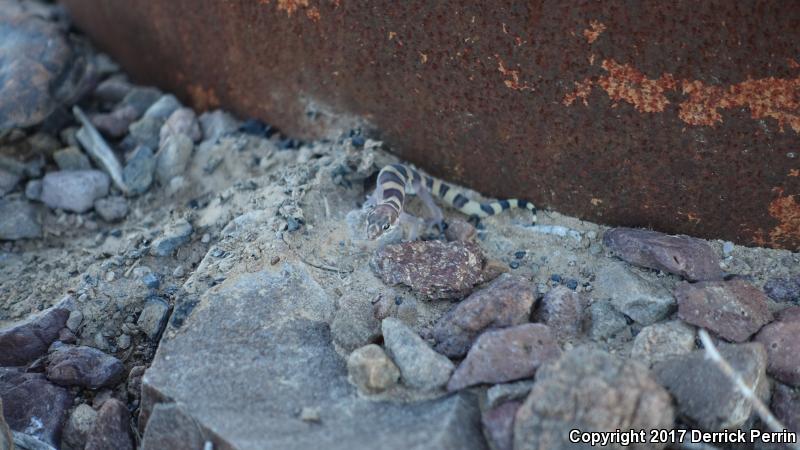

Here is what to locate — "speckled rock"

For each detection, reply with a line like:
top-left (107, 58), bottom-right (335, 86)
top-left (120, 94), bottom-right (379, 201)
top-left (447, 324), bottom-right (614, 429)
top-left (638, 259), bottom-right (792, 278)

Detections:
top-left (653, 342), bottom-right (768, 431)
top-left (514, 347), bottom-right (674, 450)
top-left (535, 286), bottom-right (586, 340)
top-left (631, 320), bottom-right (696, 367)
top-left (137, 297), bottom-right (170, 341)
top-left (155, 134), bottom-right (193, 184)
top-left (85, 399), bottom-right (133, 450)
top-left (0, 297), bottom-right (70, 365)
top-left (382, 317), bottom-right (454, 390)
top-left (444, 218), bottom-right (477, 242)
top-left (587, 300), bottom-right (628, 341)
top-left (448, 323), bottom-right (560, 391)
top-left (0, 368), bottom-right (74, 447)
top-left (593, 262), bottom-right (675, 325)
top-left (771, 382), bottom-right (800, 433)
top-left (763, 274), bottom-right (800, 303)
top-left (94, 196), bottom-right (128, 222)
top-left (159, 107), bottom-right (201, 147)
top-left (41, 170), bottom-right (110, 213)
top-left (371, 240), bottom-right (493, 300)
top-left (0, 198), bottom-right (41, 240)
top-left (46, 344), bottom-right (125, 389)
top-left (347, 344), bottom-right (400, 393)
top-left (676, 278), bottom-right (772, 342)
top-left (603, 227), bottom-right (723, 281)
top-left (433, 274), bottom-right (536, 357)
top-left (122, 145), bottom-right (156, 195)
top-left (62, 403), bottom-right (98, 450)
top-left (754, 306), bottom-right (800, 387)
top-left (481, 401), bottom-right (520, 450)
top-left (150, 219), bottom-right (193, 256)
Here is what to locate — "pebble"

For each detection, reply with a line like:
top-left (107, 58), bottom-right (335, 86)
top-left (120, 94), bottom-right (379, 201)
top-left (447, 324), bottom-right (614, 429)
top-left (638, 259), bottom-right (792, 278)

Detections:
top-left (53, 146), bottom-right (92, 171)
top-left (754, 306), bottom-right (800, 387)
top-left (117, 334), bottom-right (131, 350)
top-left (201, 233), bottom-right (211, 244)
top-left (122, 145), bottom-right (156, 195)
top-left (94, 196), bottom-right (129, 222)
top-left (128, 116), bottom-right (162, 150)
top-left (142, 272), bottom-right (160, 289)
top-left (381, 317), bottom-right (454, 390)
top-left (62, 403), bottom-right (98, 450)
top-left (630, 320), bottom-right (695, 367)
top-left (722, 241), bottom-right (735, 255)
top-left (771, 382), bottom-right (800, 434)
top-left (41, 170), bottom-right (110, 213)
top-left (119, 86), bottom-right (162, 117)
top-left (676, 278), bottom-right (772, 342)
top-left (535, 286), bottom-right (587, 340)
top-left (443, 218), bottom-right (477, 242)
top-left (105, 271), bottom-right (115, 282)
top-left (565, 278), bottom-right (578, 290)
top-left (509, 261), bottom-right (519, 269)
top-left (127, 366), bottom-right (146, 399)
top-left (143, 94), bottom-right (182, 121)
top-left (550, 274), bottom-right (562, 283)
top-left (346, 344), bottom-right (400, 393)
top-left (172, 265), bottom-right (186, 277)
top-left (484, 379), bottom-right (535, 410)
top-left (299, 407), bottom-right (321, 423)
top-left (0, 168), bottom-right (20, 196)
top-left (93, 78), bottom-right (133, 103)
top-left (150, 219), bottom-right (193, 256)
top-left (160, 107), bottom-right (202, 147)
top-left (447, 323), bottom-right (561, 391)
top-left (85, 398), bottom-right (134, 450)
top-left (90, 105), bottom-right (139, 138)
top-left (763, 274), bottom-right (800, 302)
top-left (514, 250), bottom-right (526, 259)
top-left (372, 294), bottom-right (417, 326)
top-left (482, 401), bottom-right (520, 450)
top-left (432, 274), bottom-right (536, 357)
top-left (593, 262), bottom-right (674, 325)
top-left (137, 296), bottom-right (170, 340)
top-left (155, 134), bottom-right (194, 184)
top-left (46, 344), bottom-right (125, 389)
top-left (66, 310), bottom-right (83, 332)
top-left (0, 198), bottom-right (42, 240)
top-left (24, 179), bottom-right (42, 200)
top-left (588, 300), bottom-right (628, 341)
top-left (199, 110), bottom-right (240, 142)
top-left (0, 298), bottom-right (70, 365)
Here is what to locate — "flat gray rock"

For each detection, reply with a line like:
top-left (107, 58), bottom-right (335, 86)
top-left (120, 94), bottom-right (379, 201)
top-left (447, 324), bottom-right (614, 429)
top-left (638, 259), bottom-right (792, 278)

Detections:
top-left (40, 170), bottom-right (109, 213)
top-left (141, 264), bottom-right (487, 450)
top-left (594, 262), bottom-right (674, 325)
top-left (0, 297), bottom-right (70, 365)
top-left (0, 198), bottom-right (41, 240)
top-left (382, 317), bottom-right (455, 390)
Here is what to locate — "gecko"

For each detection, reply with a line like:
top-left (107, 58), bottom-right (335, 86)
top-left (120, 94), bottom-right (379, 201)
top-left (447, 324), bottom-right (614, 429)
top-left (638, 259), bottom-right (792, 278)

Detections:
top-left (366, 163), bottom-right (537, 240)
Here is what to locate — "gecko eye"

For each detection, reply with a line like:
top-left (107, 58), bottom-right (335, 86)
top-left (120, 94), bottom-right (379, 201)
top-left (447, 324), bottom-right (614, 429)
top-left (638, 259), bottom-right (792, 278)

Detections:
top-left (382, 224), bottom-right (390, 230)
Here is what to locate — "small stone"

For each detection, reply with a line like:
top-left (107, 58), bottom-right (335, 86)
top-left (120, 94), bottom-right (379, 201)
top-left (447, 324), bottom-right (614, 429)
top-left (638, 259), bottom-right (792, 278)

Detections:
top-left (66, 310), bottom-right (83, 332)
top-left (372, 294), bottom-right (417, 326)
top-left (117, 334), bottom-right (131, 350)
top-left (588, 300), bottom-right (628, 340)
top-left (763, 274), bottom-right (800, 303)
top-left (722, 241), bottom-right (735, 255)
top-left (137, 296), bottom-right (170, 340)
top-left (122, 145), bottom-right (156, 195)
top-left (90, 105), bottom-right (139, 138)
top-left (381, 317), bottom-right (454, 390)
top-left (444, 218), bottom-right (477, 242)
top-left (485, 379), bottom-right (535, 410)
top-left (155, 134), bottom-right (193, 184)
top-left (128, 116), bottom-right (162, 150)
top-left (771, 383), bottom-right (800, 434)
top-left (514, 251), bottom-right (526, 259)
top-left (62, 404), bottom-right (97, 450)
top-left (41, 170), bottom-right (110, 213)
top-left (0, 198), bottom-right (42, 240)
top-left (754, 306), bottom-right (800, 387)
top-left (0, 298), bottom-right (70, 365)
top-left (0, 369), bottom-right (74, 447)
top-left (142, 272), bottom-right (160, 289)
top-left (24, 179), bottom-right (42, 200)
top-left (653, 342), bottom-right (768, 431)
top-left (603, 227), bottom-right (723, 281)
top-left (593, 262), bottom-right (675, 325)
top-left (105, 271), bottom-right (115, 282)
top-left (46, 344), bottom-right (125, 389)
top-left (347, 344), bottom-right (400, 393)
top-left (172, 265), bottom-right (186, 278)
top-left (59, 328), bottom-right (77, 344)
top-left (127, 366), bottom-right (146, 399)
top-left (93, 78), bottom-right (133, 103)
top-left (535, 286), bottom-right (587, 340)
top-left (27, 132), bottom-right (61, 154)
top-left (160, 107), bottom-right (202, 147)
top-left (0, 168), bottom-right (20, 196)
top-left (119, 86), bottom-right (161, 117)
top-left (53, 146), bottom-right (92, 171)
top-left (676, 278), bottom-right (773, 342)
top-left (201, 233), bottom-right (211, 244)
top-left (198, 110), bottom-right (240, 142)
top-left (631, 320), bottom-right (695, 367)
top-left (550, 274), bottom-right (562, 283)
top-left (94, 196), bottom-right (129, 222)
top-left (150, 219), bottom-right (193, 256)
top-left (143, 94), bottom-right (181, 121)
top-left (448, 323), bottom-right (561, 391)
top-left (433, 274), bottom-right (536, 357)
top-left (482, 401), bottom-right (520, 450)
top-left (299, 407), bottom-right (321, 423)
top-left (85, 398), bottom-right (133, 450)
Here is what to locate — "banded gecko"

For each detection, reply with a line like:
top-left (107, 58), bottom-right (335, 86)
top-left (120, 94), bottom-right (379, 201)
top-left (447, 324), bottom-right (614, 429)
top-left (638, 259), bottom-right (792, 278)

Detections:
top-left (366, 163), bottom-right (537, 240)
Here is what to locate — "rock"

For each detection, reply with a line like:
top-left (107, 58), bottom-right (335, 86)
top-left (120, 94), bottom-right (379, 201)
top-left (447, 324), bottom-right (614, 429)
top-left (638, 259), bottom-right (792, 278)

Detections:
top-left (127, 366), bottom-right (146, 399)
top-left (143, 94), bottom-right (181, 121)
top-left (41, 170), bottom-right (110, 213)
top-left (24, 179), bottom-right (42, 200)
top-left (484, 379), bottom-right (535, 410)
top-left (587, 300), bottom-right (628, 340)
top-left (128, 116), bottom-right (162, 151)
top-left (655, 342), bottom-right (769, 431)
top-left (0, 298), bottom-right (70, 365)
top-left (771, 382), bottom-right (800, 433)
top-left (62, 404), bottom-right (97, 450)
top-left (0, 168), bottom-right (20, 196)
top-left (754, 306), bottom-right (800, 387)
top-left (155, 134), bottom-right (193, 184)
top-left (65, 310), bottom-right (83, 332)
top-left (137, 297), bottom-right (170, 341)
top-left (27, 132), bottom-right (61, 155)
top-left (514, 347), bottom-right (674, 450)
top-left (94, 196), bottom-right (128, 222)
top-left (371, 240), bottom-right (493, 300)
top-left (0, 198), bottom-right (41, 240)
top-left (0, 368), bottom-right (74, 447)
top-left (481, 401), bottom-right (519, 450)
top-left (676, 278), bottom-right (773, 342)
top-left (433, 274), bottom-right (536, 358)
top-left (159, 107), bottom-right (201, 147)
top-left (58, 328), bottom-right (77, 344)
top-left (150, 219), bottom-right (193, 256)
top-left (122, 145), bottom-right (156, 195)
top-left (447, 323), bottom-right (561, 391)
top-left (371, 294), bottom-right (417, 326)
top-left (0, 397), bottom-right (11, 450)
top-left (52, 146), bottom-right (92, 171)
top-left (93, 78), bottom-right (132, 103)
top-left (85, 399), bottom-right (133, 450)
top-left (444, 218), bottom-right (477, 242)
top-left (45, 345), bottom-right (125, 389)
top-left (331, 299), bottom-right (381, 353)
top-left (116, 334), bottom-right (131, 350)
top-left (90, 105), bottom-right (139, 138)
top-left (198, 110), bottom-right (239, 142)
top-left (73, 107), bottom-right (128, 193)
top-left (593, 262), bottom-right (674, 325)
top-left (140, 265), bottom-right (486, 450)
top-left (347, 344), bottom-right (400, 393)
top-left (764, 274), bottom-right (800, 303)
top-left (603, 227), bottom-right (723, 281)
top-left (119, 87), bottom-right (161, 117)
top-left (382, 317), bottom-right (454, 390)
top-left (535, 286), bottom-right (586, 340)
top-left (631, 320), bottom-right (695, 367)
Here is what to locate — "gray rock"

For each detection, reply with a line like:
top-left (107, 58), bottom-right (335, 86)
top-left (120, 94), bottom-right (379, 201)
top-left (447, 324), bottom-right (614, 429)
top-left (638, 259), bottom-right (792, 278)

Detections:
top-left (41, 170), bottom-right (110, 213)
top-left (0, 168), bottom-right (20, 196)
top-left (140, 265), bottom-right (486, 450)
top-left (150, 219), bottom-right (193, 256)
top-left (433, 274), bottom-right (536, 358)
top-left (0, 298), bottom-right (70, 365)
top-left (85, 399), bottom-right (133, 450)
top-left (94, 196), bottom-right (128, 222)
top-left (448, 324), bottom-right (561, 391)
top-left (347, 344), bottom-right (400, 393)
top-left (0, 368), bottom-right (74, 447)
top-left (127, 366), bottom-right (146, 399)
top-left (62, 404), bottom-right (97, 450)
top-left (593, 262), bottom-right (674, 325)
top-left (444, 218), bottom-right (477, 242)
top-left (631, 320), bottom-right (695, 367)
top-left (143, 94), bottom-right (181, 121)
top-left (330, 297), bottom-right (380, 353)
top-left (481, 401), bottom-right (519, 450)
top-left (0, 397), bottom-right (11, 450)
top-left (514, 347), bottom-right (674, 450)
top-left (119, 87), bottom-right (161, 117)
top-left (198, 110), bottom-right (239, 142)
top-left (122, 145), bottom-right (156, 195)
top-left (117, 334), bottom-right (131, 350)
top-left (155, 134), bottom-right (193, 185)
top-left (535, 286), bottom-right (586, 340)
top-left (25, 179), bottom-right (42, 200)
top-left (763, 274), bottom-right (800, 303)
top-left (754, 306), bottom-right (800, 387)
top-left (653, 342), bottom-right (768, 431)
top-left (128, 116), bottom-right (162, 151)
top-left (46, 345), bottom-right (125, 389)
top-left (0, 198), bottom-right (41, 240)
top-left (65, 310), bottom-right (83, 332)
top-left (484, 379), bottom-right (535, 411)
top-left (27, 132), bottom-right (61, 155)
top-left (73, 107), bottom-right (128, 194)
top-left (382, 317), bottom-right (454, 390)
top-left (159, 107), bottom-right (201, 147)
top-left (93, 78), bottom-right (133, 104)
top-left (90, 105), bottom-right (139, 138)
top-left (53, 146), bottom-right (92, 171)
top-left (771, 382), bottom-right (800, 434)
top-left (137, 297), bottom-right (170, 341)
top-left (587, 300), bottom-right (628, 340)
top-left (371, 294), bottom-right (417, 327)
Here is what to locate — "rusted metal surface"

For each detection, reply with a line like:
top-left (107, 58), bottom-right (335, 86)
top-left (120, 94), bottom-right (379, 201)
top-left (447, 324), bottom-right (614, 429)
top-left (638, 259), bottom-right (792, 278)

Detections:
top-left (60, 0), bottom-right (800, 249)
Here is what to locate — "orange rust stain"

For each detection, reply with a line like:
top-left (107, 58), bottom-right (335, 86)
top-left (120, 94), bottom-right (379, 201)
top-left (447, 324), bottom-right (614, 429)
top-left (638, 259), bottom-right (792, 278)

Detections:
top-left (563, 78), bottom-right (593, 107)
top-left (596, 59), bottom-right (676, 113)
top-left (789, 58), bottom-right (800, 70)
top-left (260, 0), bottom-right (316, 17)
top-left (187, 84), bottom-right (220, 110)
top-left (767, 192), bottom-right (800, 247)
top-left (583, 20), bottom-right (606, 44)
top-left (496, 55), bottom-right (534, 92)
top-left (790, 169), bottom-right (800, 177)
top-left (590, 198), bottom-right (603, 206)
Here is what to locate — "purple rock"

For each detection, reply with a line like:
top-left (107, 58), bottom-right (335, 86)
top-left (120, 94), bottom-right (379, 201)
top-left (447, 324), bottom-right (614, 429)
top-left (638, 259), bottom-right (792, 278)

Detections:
top-left (85, 399), bottom-right (133, 450)
top-left (535, 286), bottom-right (587, 340)
top-left (46, 345), bottom-right (125, 389)
top-left (0, 297), bottom-right (71, 366)
top-left (482, 401), bottom-right (521, 450)
top-left (771, 382), bottom-right (800, 433)
top-left (0, 368), bottom-right (74, 447)
top-left (754, 306), bottom-right (800, 387)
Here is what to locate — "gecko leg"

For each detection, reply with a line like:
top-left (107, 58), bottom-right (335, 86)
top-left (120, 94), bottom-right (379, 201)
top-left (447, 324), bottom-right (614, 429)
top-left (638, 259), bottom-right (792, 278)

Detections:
top-left (399, 212), bottom-right (426, 241)
top-left (412, 180), bottom-right (445, 235)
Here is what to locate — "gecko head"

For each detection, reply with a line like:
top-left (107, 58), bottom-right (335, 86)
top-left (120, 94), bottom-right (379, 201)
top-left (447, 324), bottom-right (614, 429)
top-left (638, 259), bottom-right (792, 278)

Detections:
top-left (366, 204), bottom-right (399, 240)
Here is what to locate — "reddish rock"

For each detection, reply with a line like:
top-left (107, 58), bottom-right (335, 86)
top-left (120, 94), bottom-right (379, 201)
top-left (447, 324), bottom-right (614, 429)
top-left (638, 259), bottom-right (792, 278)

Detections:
top-left (603, 228), bottom-right (723, 281)
top-left (85, 399), bottom-right (133, 450)
top-left (91, 105), bottom-right (139, 137)
top-left (771, 382), bottom-right (800, 433)
top-left (535, 286), bottom-right (587, 340)
top-left (444, 218), bottom-right (477, 243)
top-left (46, 344), bottom-right (125, 389)
top-left (447, 324), bottom-right (561, 391)
top-left (0, 368), bottom-right (74, 447)
top-left (0, 297), bottom-right (71, 366)
top-left (481, 401), bottom-right (521, 450)
top-left (371, 240), bottom-right (494, 300)
top-left (676, 279), bottom-right (772, 342)
top-left (754, 306), bottom-right (800, 387)
top-left (433, 274), bottom-right (536, 357)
